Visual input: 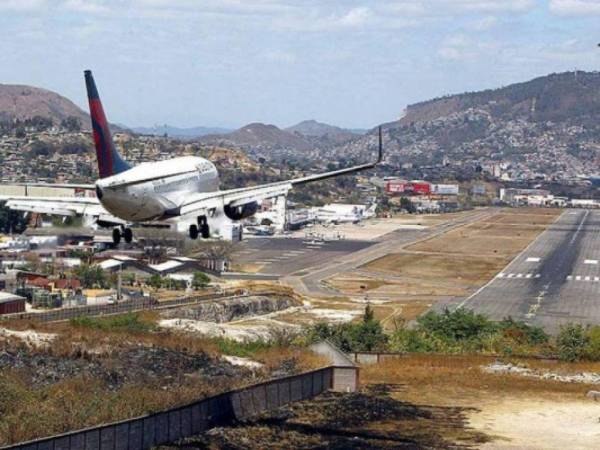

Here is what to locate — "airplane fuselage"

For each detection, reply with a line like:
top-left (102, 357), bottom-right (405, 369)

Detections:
top-left (95, 156), bottom-right (219, 222)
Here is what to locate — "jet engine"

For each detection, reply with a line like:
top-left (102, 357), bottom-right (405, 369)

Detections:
top-left (224, 202), bottom-right (259, 221)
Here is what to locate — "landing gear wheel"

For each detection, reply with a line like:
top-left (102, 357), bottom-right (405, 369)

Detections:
top-left (123, 228), bottom-right (133, 244)
top-left (189, 224), bottom-right (199, 240)
top-left (112, 228), bottom-right (121, 245)
top-left (201, 223), bottom-right (210, 239)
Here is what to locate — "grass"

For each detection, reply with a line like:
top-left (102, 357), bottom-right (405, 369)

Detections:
top-left (69, 312), bottom-right (157, 333)
top-left (361, 354), bottom-right (600, 406)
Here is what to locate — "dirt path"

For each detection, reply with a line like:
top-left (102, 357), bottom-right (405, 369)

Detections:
top-left (469, 398), bottom-right (600, 449)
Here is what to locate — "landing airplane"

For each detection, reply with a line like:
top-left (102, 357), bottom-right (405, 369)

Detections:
top-left (1, 71), bottom-right (383, 244)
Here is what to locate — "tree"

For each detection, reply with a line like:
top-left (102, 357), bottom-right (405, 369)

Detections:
top-left (74, 264), bottom-right (107, 289)
top-left (192, 271), bottom-right (210, 290)
top-left (0, 202), bottom-right (28, 234)
top-left (147, 274), bottom-right (163, 290)
top-left (60, 116), bottom-right (81, 132)
top-left (400, 197), bottom-right (416, 213)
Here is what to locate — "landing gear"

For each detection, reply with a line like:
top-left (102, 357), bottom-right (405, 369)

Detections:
top-left (189, 216), bottom-right (210, 240)
top-left (112, 228), bottom-right (121, 245)
top-left (112, 227), bottom-right (133, 245)
top-left (189, 224), bottom-right (199, 240)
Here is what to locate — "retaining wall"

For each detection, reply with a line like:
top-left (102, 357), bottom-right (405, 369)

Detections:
top-left (0, 291), bottom-right (281, 323)
top-left (1, 365), bottom-right (356, 450)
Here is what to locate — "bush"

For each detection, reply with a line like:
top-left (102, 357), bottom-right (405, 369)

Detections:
top-left (556, 323), bottom-right (589, 362)
top-left (306, 305), bottom-right (388, 353)
top-left (584, 326), bottom-right (600, 361)
top-left (417, 309), bottom-right (497, 342)
top-left (70, 313), bottom-right (156, 333)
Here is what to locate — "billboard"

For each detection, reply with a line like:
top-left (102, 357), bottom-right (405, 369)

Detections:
top-left (432, 184), bottom-right (459, 195)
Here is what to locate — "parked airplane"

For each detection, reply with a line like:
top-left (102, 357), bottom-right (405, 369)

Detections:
top-left (0, 71), bottom-right (383, 244)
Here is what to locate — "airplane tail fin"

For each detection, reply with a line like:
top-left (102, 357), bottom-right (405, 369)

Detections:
top-left (84, 70), bottom-right (131, 178)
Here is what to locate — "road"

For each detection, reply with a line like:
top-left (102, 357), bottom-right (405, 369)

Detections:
top-left (458, 209), bottom-right (600, 332)
top-left (282, 209), bottom-right (496, 297)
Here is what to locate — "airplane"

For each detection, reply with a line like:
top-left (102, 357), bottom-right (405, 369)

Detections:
top-left (0, 70), bottom-right (383, 244)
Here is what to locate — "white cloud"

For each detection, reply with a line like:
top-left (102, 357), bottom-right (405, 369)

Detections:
top-left (468, 15), bottom-right (499, 30)
top-left (549, 0), bottom-right (600, 16)
top-left (438, 33), bottom-right (499, 61)
top-left (0, 0), bottom-right (47, 11)
top-left (339, 7), bottom-right (373, 27)
top-left (63, 0), bottom-right (110, 14)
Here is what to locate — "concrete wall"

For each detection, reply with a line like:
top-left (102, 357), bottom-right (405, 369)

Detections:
top-left (1, 365), bottom-right (357, 450)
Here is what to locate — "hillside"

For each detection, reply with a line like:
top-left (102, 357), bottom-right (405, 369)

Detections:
top-left (335, 71), bottom-right (600, 180)
top-left (201, 123), bottom-right (314, 151)
top-left (0, 84), bottom-right (89, 129)
top-left (286, 119), bottom-right (358, 144)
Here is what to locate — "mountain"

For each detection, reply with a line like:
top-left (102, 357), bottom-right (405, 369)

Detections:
top-left (0, 84), bottom-right (89, 129)
top-left (286, 119), bottom-right (354, 136)
top-left (201, 122), bottom-right (314, 151)
top-left (131, 124), bottom-right (233, 139)
top-left (334, 71), bottom-right (600, 180)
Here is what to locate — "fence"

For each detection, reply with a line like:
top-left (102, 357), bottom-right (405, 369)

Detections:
top-left (0, 290), bottom-right (283, 323)
top-left (350, 351), bottom-right (562, 365)
top-left (1, 365), bottom-right (359, 450)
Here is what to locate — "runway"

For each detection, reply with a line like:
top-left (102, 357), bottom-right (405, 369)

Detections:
top-left (459, 209), bottom-right (600, 332)
top-left (234, 238), bottom-right (373, 276)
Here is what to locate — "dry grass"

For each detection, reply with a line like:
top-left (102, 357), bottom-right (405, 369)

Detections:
top-left (361, 354), bottom-right (598, 407)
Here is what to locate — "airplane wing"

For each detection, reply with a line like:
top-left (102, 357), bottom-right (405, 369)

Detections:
top-left (179, 127), bottom-right (383, 217)
top-left (0, 196), bottom-right (126, 225)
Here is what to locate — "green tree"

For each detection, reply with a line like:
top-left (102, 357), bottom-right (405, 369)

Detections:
top-left (147, 274), bottom-right (163, 290)
top-left (192, 271), bottom-right (210, 290)
top-left (556, 324), bottom-right (589, 362)
top-left (73, 264), bottom-right (107, 289)
top-left (400, 197), bottom-right (416, 213)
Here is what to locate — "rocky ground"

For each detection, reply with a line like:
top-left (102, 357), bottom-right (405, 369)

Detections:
top-left (0, 345), bottom-right (243, 389)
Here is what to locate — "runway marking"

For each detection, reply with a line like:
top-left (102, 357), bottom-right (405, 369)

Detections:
top-left (496, 273), bottom-right (540, 279)
top-left (526, 257), bottom-right (540, 262)
top-left (585, 259), bottom-right (598, 265)
top-left (566, 275), bottom-right (600, 283)
top-left (456, 211), bottom-right (565, 310)
top-left (570, 210), bottom-right (589, 244)
top-left (526, 284), bottom-right (549, 319)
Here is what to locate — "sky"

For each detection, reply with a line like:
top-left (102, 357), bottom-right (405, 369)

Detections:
top-left (0, 0), bottom-right (599, 129)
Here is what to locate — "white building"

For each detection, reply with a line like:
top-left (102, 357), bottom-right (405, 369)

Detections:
top-left (312, 203), bottom-right (376, 224)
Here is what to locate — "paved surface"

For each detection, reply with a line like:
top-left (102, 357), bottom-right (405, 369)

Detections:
top-left (234, 238), bottom-right (373, 277)
top-left (281, 209), bottom-right (496, 297)
top-left (458, 210), bottom-right (600, 332)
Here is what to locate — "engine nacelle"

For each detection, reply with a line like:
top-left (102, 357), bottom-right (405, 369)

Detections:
top-left (224, 202), bottom-right (259, 221)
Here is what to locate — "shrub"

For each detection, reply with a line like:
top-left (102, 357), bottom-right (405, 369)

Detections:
top-left (584, 326), bottom-right (600, 361)
top-left (70, 313), bottom-right (156, 333)
top-left (306, 305), bottom-right (388, 353)
top-left (417, 309), bottom-right (497, 342)
top-left (556, 323), bottom-right (589, 362)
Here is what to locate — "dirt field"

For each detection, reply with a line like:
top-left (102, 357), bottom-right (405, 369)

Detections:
top-left (361, 355), bottom-right (600, 450)
top-left (168, 355), bottom-right (600, 449)
top-left (325, 208), bottom-right (562, 324)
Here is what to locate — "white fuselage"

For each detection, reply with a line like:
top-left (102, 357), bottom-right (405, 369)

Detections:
top-left (95, 156), bottom-right (219, 222)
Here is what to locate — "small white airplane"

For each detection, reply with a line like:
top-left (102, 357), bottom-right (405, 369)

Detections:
top-left (1, 71), bottom-right (383, 244)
